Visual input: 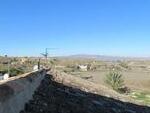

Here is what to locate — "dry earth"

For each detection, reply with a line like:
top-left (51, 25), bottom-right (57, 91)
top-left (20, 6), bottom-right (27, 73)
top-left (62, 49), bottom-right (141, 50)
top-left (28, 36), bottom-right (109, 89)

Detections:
top-left (70, 70), bottom-right (150, 92)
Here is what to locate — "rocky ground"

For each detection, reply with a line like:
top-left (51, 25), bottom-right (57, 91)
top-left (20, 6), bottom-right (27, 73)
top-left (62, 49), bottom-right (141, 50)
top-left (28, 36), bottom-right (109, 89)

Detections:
top-left (20, 74), bottom-right (150, 113)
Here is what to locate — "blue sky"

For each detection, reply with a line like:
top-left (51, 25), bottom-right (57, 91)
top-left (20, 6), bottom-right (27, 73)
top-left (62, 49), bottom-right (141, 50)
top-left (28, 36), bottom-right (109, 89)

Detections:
top-left (0, 0), bottom-right (150, 57)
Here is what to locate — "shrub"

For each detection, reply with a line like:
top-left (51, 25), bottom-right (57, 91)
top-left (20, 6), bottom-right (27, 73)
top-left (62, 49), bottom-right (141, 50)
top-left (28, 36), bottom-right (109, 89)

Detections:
top-left (119, 61), bottom-right (129, 69)
top-left (9, 68), bottom-right (24, 77)
top-left (105, 71), bottom-right (125, 93)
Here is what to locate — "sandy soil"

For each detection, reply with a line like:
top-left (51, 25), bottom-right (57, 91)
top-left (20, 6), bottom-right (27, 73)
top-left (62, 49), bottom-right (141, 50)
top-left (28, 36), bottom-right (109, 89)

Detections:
top-left (71, 70), bottom-right (150, 92)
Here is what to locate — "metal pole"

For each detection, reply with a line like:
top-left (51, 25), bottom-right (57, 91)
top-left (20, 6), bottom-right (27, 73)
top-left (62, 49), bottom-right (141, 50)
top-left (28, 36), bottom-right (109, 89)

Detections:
top-left (46, 48), bottom-right (48, 65)
top-left (5, 55), bottom-right (10, 75)
top-left (8, 61), bottom-right (10, 75)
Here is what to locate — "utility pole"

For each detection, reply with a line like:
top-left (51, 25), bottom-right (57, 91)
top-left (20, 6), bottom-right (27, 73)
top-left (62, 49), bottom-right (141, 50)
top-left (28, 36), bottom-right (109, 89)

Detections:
top-left (41, 48), bottom-right (57, 66)
top-left (5, 55), bottom-right (10, 75)
top-left (38, 58), bottom-right (41, 70)
top-left (41, 48), bottom-right (49, 59)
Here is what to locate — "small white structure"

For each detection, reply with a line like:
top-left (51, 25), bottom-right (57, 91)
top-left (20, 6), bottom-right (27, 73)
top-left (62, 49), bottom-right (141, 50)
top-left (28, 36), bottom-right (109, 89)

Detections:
top-left (3, 73), bottom-right (9, 79)
top-left (0, 73), bottom-right (3, 80)
top-left (0, 73), bottom-right (9, 80)
top-left (33, 65), bottom-right (39, 71)
top-left (78, 65), bottom-right (88, 71)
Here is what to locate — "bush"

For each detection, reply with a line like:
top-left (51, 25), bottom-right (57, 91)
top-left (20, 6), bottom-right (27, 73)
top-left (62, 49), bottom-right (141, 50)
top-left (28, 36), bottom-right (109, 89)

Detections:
top-left (119, 61), bottom-right (129, 69)
top-left (2, 67), bottom-right (24, 77)
top-left (9, 68), bottom-right (24, 77)
top-left (105, 71), bottom-right (125, 93)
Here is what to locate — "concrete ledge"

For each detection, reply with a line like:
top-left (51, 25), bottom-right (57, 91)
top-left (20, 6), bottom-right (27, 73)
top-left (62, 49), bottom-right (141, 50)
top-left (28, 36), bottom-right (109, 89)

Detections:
top-left (0, 70), bottom-right (47, 113)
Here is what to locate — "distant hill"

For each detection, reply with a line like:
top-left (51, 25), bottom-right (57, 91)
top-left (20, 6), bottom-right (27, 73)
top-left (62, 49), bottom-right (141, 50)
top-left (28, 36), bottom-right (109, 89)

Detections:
top-left (57, 54), bottom-right (150, 61)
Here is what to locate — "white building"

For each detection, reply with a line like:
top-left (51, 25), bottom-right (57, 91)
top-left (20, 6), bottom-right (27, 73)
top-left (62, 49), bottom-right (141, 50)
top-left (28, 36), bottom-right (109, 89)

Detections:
top-left (78, 65), bottom-right (88, 71)
top-left (33, 65), bottom-right (39, 71)
top-left (0, 73), bottom-right (9, 80)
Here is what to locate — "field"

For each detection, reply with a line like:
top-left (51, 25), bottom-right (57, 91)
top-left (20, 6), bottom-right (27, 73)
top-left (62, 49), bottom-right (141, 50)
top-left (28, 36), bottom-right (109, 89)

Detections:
top-left (70, 70), bottom-right (150, 92)
top-left (54, 58), bottom-right (150, 105)
top-left (55, 59), bottom-right (150, 91)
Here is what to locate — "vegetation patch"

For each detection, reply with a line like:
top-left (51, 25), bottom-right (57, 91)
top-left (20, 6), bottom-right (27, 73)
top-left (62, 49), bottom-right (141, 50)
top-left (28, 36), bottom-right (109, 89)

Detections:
top-left (130, 91), bottom-right (150, 105)
top-left (105, 71), bottom-right (126, 93)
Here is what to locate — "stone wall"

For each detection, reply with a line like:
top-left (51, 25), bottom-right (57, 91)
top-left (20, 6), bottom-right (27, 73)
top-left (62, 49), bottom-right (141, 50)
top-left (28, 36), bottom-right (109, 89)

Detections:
top-left (0, 70), bottom-right (47, 113)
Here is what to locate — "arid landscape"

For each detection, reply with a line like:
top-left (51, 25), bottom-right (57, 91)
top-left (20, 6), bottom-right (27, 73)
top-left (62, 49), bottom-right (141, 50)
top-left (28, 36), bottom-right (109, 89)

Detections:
top-left (1, 0), bottom-right (150, 113)
top-left (53, 57), bottom-right (150, 105)
top-left (0, 56), bottom-right (150, 113)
